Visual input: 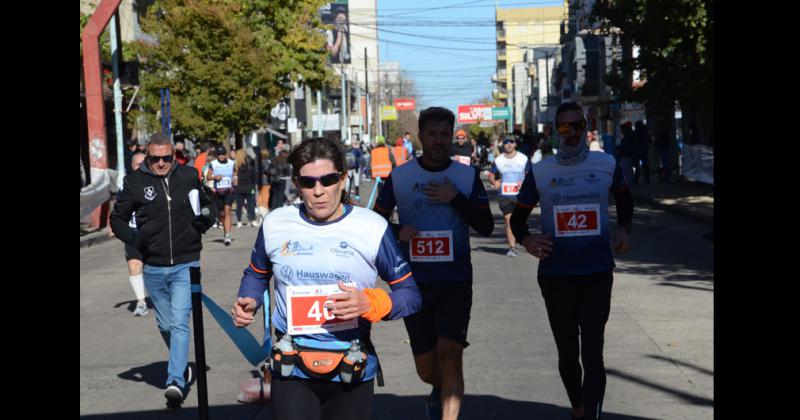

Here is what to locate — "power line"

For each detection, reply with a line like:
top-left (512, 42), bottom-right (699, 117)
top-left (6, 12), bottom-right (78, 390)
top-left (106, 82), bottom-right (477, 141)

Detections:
top-left (380, 0), bottom-right (487, 18)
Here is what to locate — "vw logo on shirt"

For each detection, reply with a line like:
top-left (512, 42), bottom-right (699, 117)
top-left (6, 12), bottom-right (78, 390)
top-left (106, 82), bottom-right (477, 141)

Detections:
top-left (280, 265), bottom-right (293, 282)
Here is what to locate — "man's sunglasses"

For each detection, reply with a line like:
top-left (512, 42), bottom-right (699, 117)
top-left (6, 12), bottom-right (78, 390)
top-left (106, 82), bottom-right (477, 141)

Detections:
top-left (556, 120), bottom-right (587, 134)
top-left (295, 172), bottom-right (342, 189)
top-left (147, 154), bottom-right (174, 165)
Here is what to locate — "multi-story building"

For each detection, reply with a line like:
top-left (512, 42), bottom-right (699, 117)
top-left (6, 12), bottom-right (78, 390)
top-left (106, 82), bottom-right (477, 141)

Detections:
top-left (494, 3), bottom-right (567, 132)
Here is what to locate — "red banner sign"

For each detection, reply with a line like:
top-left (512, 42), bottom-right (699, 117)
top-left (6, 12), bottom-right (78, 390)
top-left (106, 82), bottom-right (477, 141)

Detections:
top-left (394, 98), bottom-right (416, 111)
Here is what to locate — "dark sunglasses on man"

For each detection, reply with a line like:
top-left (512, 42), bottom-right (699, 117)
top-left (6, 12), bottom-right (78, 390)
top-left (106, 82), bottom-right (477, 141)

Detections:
top-left (295, 172), bottom-right (342, 189)
top-left (556, 120), bottom-right (587, 135)
top-left (147, 154), bottom-right (175, 165)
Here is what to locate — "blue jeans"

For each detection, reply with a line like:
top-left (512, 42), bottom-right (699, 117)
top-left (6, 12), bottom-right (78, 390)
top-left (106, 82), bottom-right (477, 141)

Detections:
top-left (143, 260), bottom-right (199, 388)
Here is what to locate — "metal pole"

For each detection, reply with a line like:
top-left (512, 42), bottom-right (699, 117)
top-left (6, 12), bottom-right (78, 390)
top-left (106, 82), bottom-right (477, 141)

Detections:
top-left (110, 12), bottom-right (125, 190)
top-left (364, 48), bottom-right (371, 142)
top-left (190, 267), bottom-right (209, 420)
top-left (316, 90), bottom-right (323, 137)
top-left (340, 65), bottom-right (347, 142)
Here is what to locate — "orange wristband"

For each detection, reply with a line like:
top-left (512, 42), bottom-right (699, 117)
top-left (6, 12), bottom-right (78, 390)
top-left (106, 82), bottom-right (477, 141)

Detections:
top-left (362, 288), bottom-right (393, 323)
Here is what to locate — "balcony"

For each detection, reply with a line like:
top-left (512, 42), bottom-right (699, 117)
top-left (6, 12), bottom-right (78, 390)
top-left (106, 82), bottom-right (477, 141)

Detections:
top-left (497, 28), bottom-right (506, 42)
top-left (497, 48), bottom-right (506, 61)
top-left (492, 87), bottom-right (508, 100)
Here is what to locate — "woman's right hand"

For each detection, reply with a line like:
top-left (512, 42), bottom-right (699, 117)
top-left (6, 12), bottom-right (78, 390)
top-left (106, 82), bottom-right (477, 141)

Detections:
top-left (522, 233), bottom-right (554, 260)
top-left (232, 297), bottom-right (257, 327)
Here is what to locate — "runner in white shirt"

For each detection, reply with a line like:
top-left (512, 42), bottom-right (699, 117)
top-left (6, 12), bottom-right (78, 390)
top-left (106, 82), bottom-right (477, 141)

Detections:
top-left (233, 137), bottom-right (421, 420)
top-left (488, 137), bottom-right (532, 257)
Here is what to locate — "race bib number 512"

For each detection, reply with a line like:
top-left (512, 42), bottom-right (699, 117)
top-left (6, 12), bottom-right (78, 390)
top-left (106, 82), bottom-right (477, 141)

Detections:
top-left (410, 230), bottom-right (454, 262)
top-left (554, 204), bottom-right (601, 237)
top-left (286, 283), bottom-right (358, 335)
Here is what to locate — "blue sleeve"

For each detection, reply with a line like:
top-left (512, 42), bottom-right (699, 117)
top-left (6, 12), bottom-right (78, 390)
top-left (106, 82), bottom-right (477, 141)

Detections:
top-left (375, 225), bottom-right (421, 320)
top-left (451, 168), bottom-right (494, 236)
top-left (237, 227), bottom-right (273, 309)
top-left (373, 174), bottom-right (396, 218)
top-left (610, 158), bottom-right (628, 192)
top-left (524, 159), bottom-right (533, 175)
top-left (515, 168), bottom-right (540, 208)
top-left (489, 161), bottom-right (500, 178)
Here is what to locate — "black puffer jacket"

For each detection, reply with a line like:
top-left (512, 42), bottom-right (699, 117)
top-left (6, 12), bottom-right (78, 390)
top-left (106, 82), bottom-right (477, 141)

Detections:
top-left (111, 163), bottom-right (216, 267)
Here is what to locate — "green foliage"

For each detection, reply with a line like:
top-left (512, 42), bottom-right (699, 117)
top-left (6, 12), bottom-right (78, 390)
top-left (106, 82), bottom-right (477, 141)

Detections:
top-left (592, 0), bottom-right (712, 111)
top-left (128, 0), bottom-right (334, 141)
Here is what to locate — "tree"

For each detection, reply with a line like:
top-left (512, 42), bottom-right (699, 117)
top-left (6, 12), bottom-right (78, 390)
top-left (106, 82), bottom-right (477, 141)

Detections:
top-left (128, 0), bottom-right (334, 146)
top-left (592, 0), bottom-right (713, 146)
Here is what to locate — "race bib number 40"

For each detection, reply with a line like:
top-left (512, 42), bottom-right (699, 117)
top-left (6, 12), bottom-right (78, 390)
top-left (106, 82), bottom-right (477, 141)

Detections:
top-left (501, 182), bottom-right (520, 196)
top-left (286, 283), bottom-right (358, 335)
top-left (554, 204), bottom-right (601, 238)
top-left (410, 230), bottom-right (454, 262)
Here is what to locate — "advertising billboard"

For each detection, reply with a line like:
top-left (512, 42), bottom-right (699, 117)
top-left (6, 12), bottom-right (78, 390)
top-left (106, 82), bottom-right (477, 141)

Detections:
top-left (321, 3), bottom-right (351, 64)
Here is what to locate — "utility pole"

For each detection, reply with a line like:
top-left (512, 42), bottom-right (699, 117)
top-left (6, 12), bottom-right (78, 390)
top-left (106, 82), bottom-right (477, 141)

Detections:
top-left (317, 90), bottom-right (323, 137)
top-left (110, 11), bottom-right (125, 189)
top-left (365, 47), bottom-right (370, 142)
top-left (340, 64), bottom-right (347, 142)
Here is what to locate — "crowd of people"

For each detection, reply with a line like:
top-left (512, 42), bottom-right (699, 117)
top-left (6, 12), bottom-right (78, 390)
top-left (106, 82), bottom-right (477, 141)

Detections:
top-left (110, 102), bottom-right (637, 419)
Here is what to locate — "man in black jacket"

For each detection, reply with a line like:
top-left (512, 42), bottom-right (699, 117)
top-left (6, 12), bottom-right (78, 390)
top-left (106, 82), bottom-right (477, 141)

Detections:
top-left (110, 132), bottom-right (215, 405)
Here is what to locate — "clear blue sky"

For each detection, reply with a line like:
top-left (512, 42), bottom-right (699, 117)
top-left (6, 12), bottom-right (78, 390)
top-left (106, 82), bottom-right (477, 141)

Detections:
top-left (364, 0), bottom-right (563, 115)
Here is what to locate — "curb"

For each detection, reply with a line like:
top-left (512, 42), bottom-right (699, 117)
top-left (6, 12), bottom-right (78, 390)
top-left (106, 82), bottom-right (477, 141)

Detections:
top-left (80, 230), bottom-right (115, 249)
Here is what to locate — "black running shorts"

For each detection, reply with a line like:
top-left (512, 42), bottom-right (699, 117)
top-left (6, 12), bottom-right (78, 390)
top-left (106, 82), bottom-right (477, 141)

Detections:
top-left (403, 281), bottom-right (472, 355)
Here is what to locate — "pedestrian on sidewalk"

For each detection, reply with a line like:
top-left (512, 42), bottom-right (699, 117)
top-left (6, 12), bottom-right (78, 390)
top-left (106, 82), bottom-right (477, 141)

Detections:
top-left (633, 121), bottom-right (650, 185)
top-left (123, 151), bottom-right (149, 317)
top-left (110, 132), bottom-right (216, 406)
top-left (617, 122), bottom-right (636, 186)
top-left (373, 106), bottom-right (494, 420)
top-left (233, 149), bottom-right (259, 228)
top-left (510, 102), bottom-right (634, 420)
top-left (232, 137), bottom-right (421, 420)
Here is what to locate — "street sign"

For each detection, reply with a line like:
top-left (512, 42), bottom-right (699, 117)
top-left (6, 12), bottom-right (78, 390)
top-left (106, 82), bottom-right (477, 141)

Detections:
top-left (394, 98), bottom-right (416, 111)
top-left (381, 105), bottom-right (398, 120)
top-left (457, 104), bottom-right (492, 124)
top-left (491, 107), bottom-right (511, 120)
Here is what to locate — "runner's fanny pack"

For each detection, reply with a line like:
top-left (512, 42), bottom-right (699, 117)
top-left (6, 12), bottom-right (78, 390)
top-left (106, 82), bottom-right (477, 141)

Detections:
top-left (270, 336), bottom-right (368, 383)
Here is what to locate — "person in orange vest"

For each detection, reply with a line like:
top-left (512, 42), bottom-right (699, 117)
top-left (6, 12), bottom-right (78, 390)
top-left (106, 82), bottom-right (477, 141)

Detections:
top-left (192, 143), bottom-right (212, 180)
top-left (370, 136), bottom-right (396, 181)
top-left (392, 137), bottom-right (410, 167)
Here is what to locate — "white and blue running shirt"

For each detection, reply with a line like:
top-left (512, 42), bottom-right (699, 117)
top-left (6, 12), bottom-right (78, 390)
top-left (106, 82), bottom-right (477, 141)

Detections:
top-left (375, 159), bottom-right (490, 283)
top-left (210, 159), bottom-right (235, 190)
top-left (516, 152), bottom-right (626, 276)
top-left (237, 204), bottom-right (419, 382)
top-left (490, 152), bottom-right (531, 200)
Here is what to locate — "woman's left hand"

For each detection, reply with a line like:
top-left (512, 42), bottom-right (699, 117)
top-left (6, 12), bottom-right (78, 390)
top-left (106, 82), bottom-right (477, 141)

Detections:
top-left (326, 281), bottom-right (371, 320)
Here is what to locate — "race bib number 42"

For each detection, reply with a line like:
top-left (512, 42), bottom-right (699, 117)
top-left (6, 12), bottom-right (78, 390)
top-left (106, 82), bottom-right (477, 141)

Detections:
top-left (410, 230), bottom-right (454, 262)
top-left (286, 283), bottom-right (358, 335)
top-left (554, 204), bottom-right (601, 238)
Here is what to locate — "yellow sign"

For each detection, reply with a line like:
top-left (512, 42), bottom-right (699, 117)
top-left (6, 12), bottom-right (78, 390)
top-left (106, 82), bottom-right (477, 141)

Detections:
top-left (381, 105), bottom-right (398, 121)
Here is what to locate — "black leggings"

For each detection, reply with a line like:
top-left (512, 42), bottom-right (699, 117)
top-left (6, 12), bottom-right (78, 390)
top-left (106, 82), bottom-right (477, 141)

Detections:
top-left (538, 271), bottom-right (613, 420)
top-left (270, 376), bottom-right (374, 420)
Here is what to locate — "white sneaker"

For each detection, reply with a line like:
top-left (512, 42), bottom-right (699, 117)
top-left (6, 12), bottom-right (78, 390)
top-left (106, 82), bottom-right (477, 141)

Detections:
top-left (249, 220), bottom-right (260, 227)
top-left (236, 222), bottom-right (243, 228)
top-left (506, 248), bottom-right (518, 257)
top-left (224, 235), bottom-right (232, 246)
top-left (133, 301), bottom-right (148, 317)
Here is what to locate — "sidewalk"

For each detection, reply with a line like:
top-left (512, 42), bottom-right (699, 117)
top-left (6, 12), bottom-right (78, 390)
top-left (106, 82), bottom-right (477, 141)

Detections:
top-left (629, 179), bottom-right (713, 226)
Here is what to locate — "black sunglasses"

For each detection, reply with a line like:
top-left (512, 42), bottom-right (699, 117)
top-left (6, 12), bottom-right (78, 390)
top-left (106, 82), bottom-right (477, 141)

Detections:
top-left (295, 172), bottom-right (342, 189)
top-left (147, 154), bottom-right (174, 165)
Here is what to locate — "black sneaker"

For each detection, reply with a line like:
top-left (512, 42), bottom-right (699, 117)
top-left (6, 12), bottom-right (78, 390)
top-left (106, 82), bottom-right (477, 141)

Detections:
top-left (165, 381), bottom-right (185, 403)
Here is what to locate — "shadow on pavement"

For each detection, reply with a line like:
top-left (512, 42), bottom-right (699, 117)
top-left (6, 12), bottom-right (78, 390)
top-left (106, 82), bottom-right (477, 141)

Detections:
top-left (81, 394), bottom-right (656, 419)
top-left (117, 362), bottom-right (206, 390)
top-left (646, 354), bottom-right (714, 376)
top-left (606, 368), bottom-right (713, 406)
